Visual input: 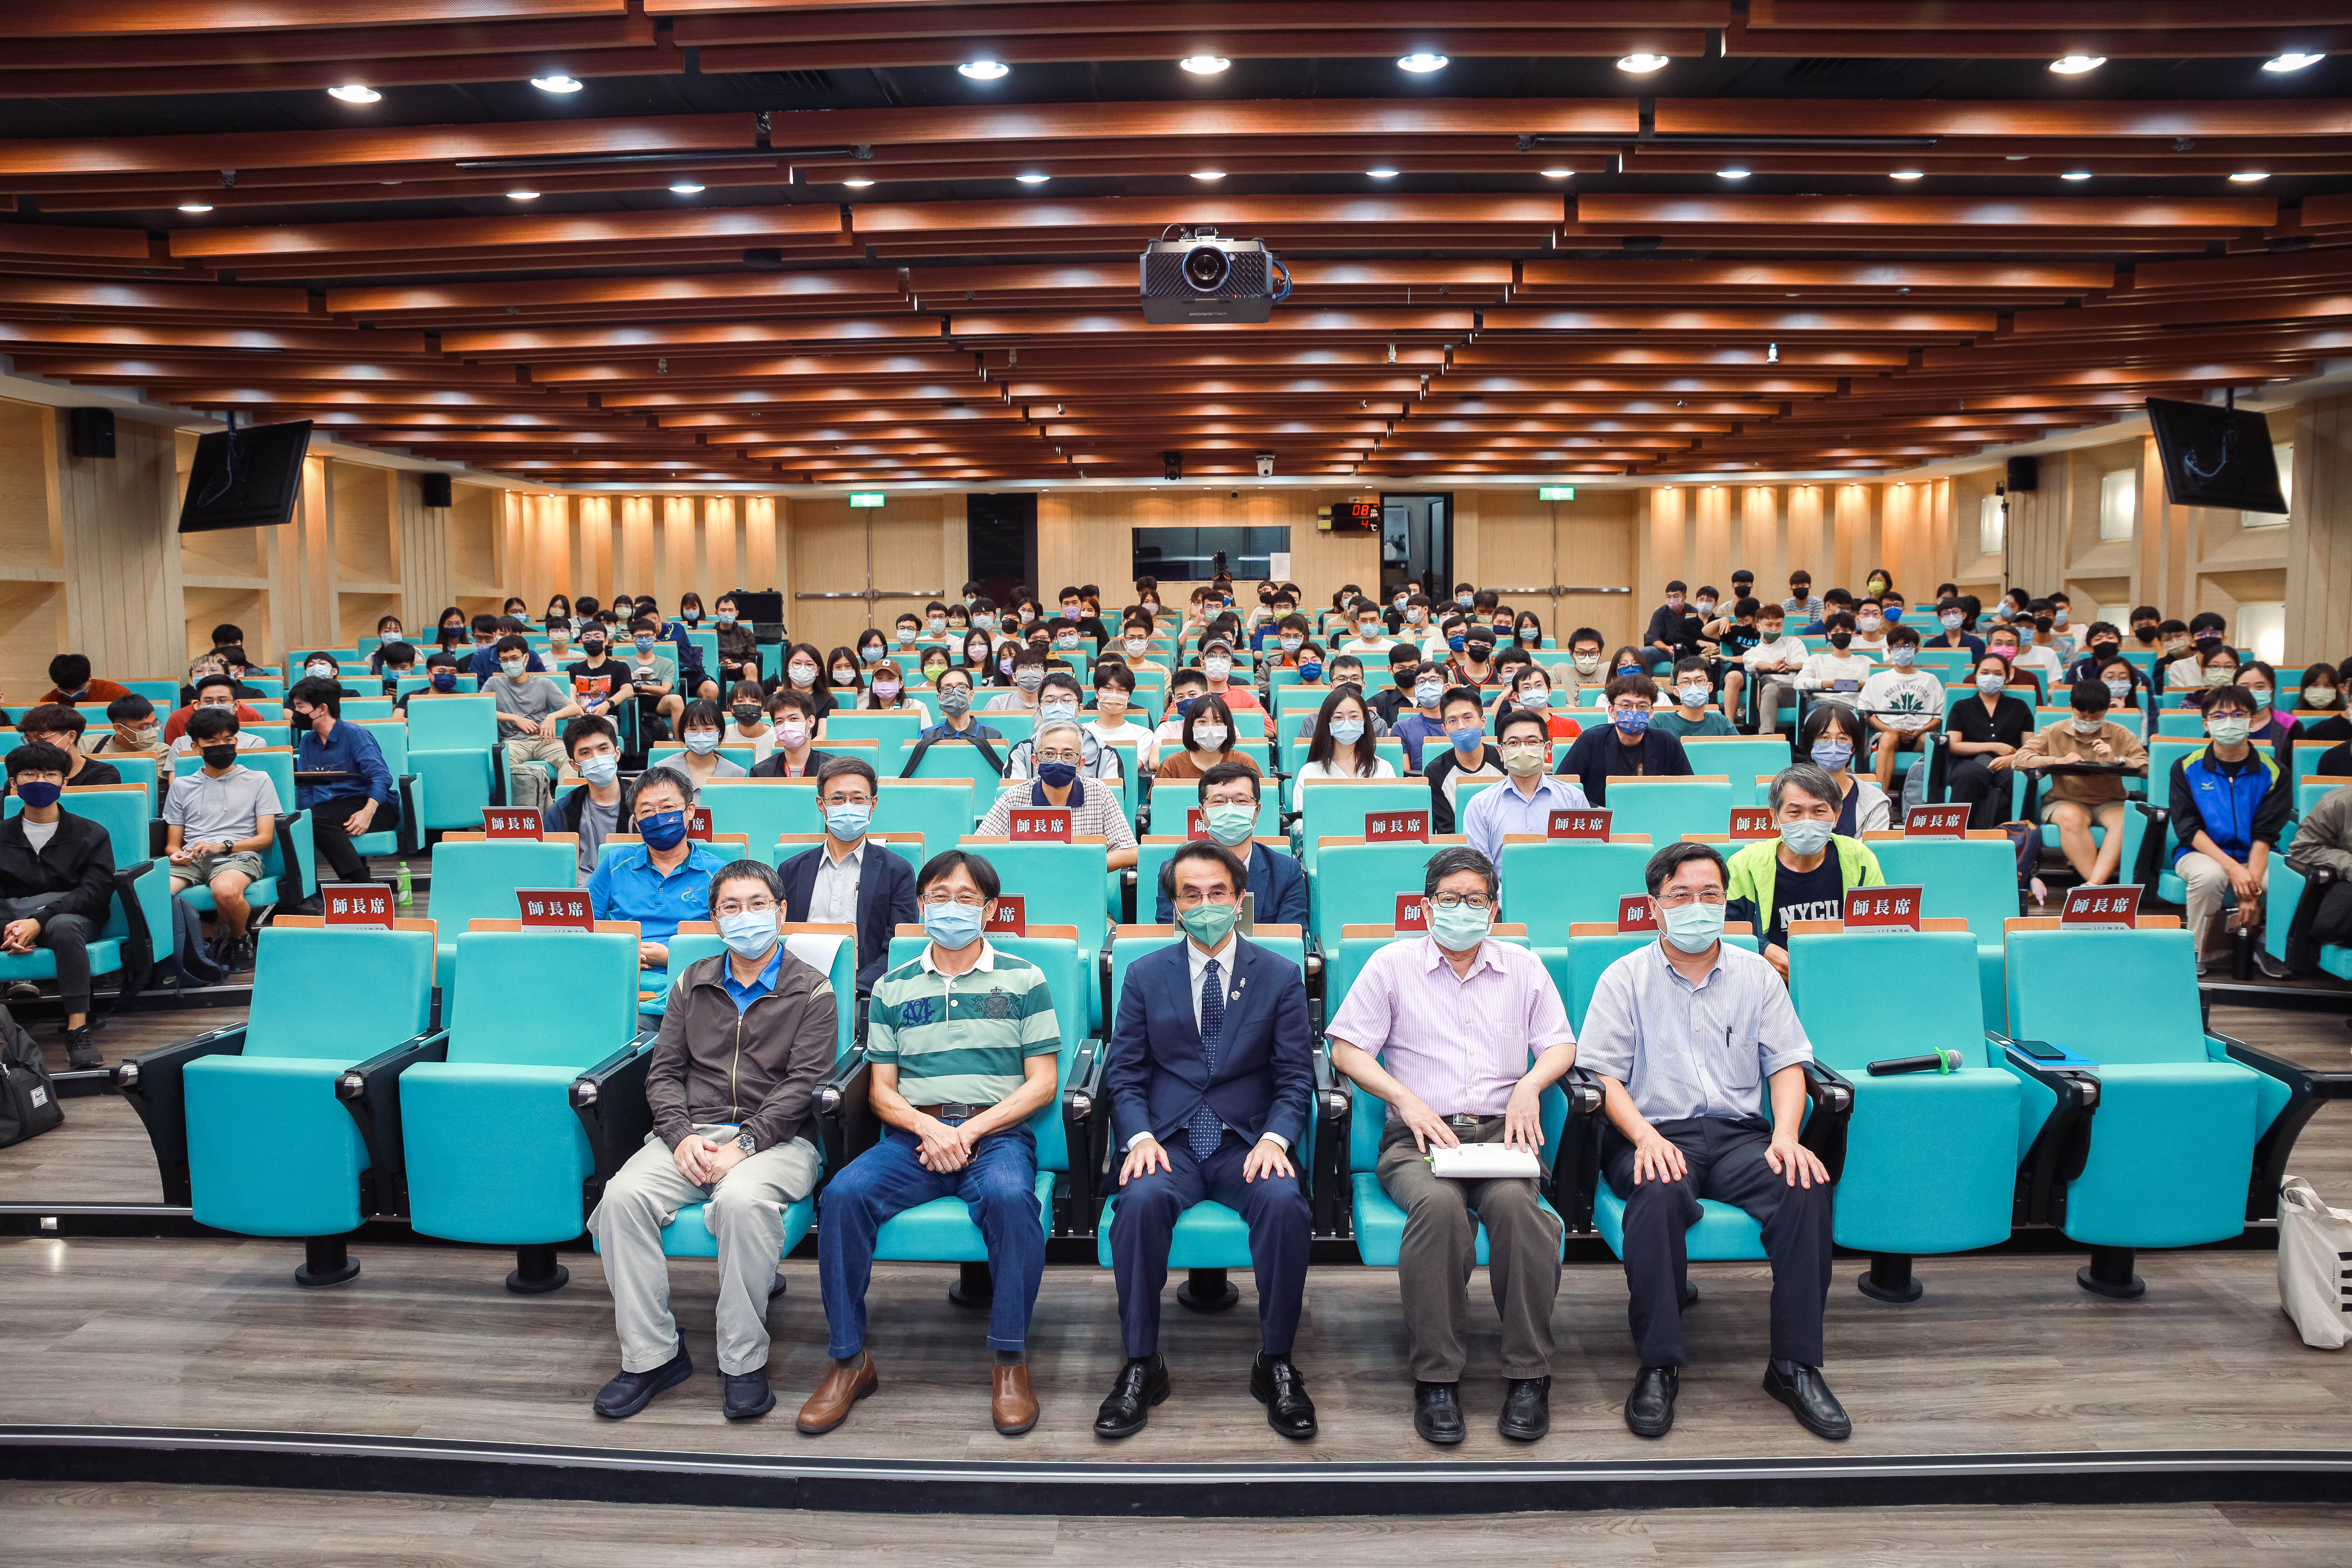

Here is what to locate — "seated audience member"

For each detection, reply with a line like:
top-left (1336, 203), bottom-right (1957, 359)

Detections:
top-left (777, 757), bottom-right (917, 991)
top-left (167, 682), bottom-right (267, 758)
top-left (1391, 660), bottom-right (1449, 772)
top-left (1328, 845), bottom-right (1576, 1444)
top-left (974, 719), bottom-right (1138, 870)
top-left (2283, 781), bottom-right (2352, 972)
top-left (1795, 703), bottom-right (1890, 836)
top-left (544, 715), bottom-right (625, 880)
top-left (164, 707), bottom-right (281, 971)
top-left (1150, 762), bottom-right (1306, 926)
top-left (671, 699), bottom-right (749, 786)
top-left (15, 706), bottom-right (122, 789)
top-left (1289, 687), bottom-right (1395, 809)
top-left (1781, 569), bottom-right (1824, 626)
top-left (1444, 630), bottom-right (1502, 692)
top-left (1579, 840), bottom-right (1845, 1442)
top-left (1553, 625), bottom-right (1611, 707)
top-left (624, 615), bottom-right (686, 738)
top-left (2011, 677), bottom-right (2149, 887)
top-left (1652, 658), bottom-right (1734, 739)
top-left (82, 693), bottom-right (169, 761)
top-left (1727, 763), bottom-right (1887, 979)
top-left (1198, 639), bottom-right (1262, 712)
top-left (485, 635), bottom-right (582, 809)
top-left (1848, 599), bottom-right (1890, 659)
top-left (588, 859), bottom-right (833, 1424)
top-left (2169, 684), bottom-right (2291, 976)
top-left (1744, 603), bottom-right (1812, 736)
top-left (286, 677), bottom-right (397, 887)
top-left (1152, 668), bottom-right (1211, 747)
top-left (587, 767), bottom-right (728, 993)
top-left (1498, 660), bottom-right (1578, 742)
top-left (1086, 663), bottom-right (1157, 771)
top-left (721, 680), bottom-right (776, 763)
top-left (1857, 624), bottom-right (1944, 792)
top-left (2294, 662), bottom-right (2351, 745)
top-left (1793, 612), bottom-right (1875, 707)
top-left (1554, 675), bottom-right (1693, 806)
top-left (712, 593), bottom-right (761, 690)
top-left (0, 742), bottom-right (116, 1068)
top-left (1462, 707), bottom-right (1590, 872)
top-left (1007, 672), bottom-right (1121, 782)
top-left (2236, 662), bottom-right (2297, 758)
top-left (2165, 612), bottom-right (2228, 691)
top-left (1340, 598), bottom-right (1398, 655)
top-left (1154, 694), bottom-right (1256, 784)
top-left (983, 645), bottom-right (1047, 714)
top-left (2063, 622), bottom-right (2128, 685)
top-left (1942, 654), bottom-right (2037, 830)
top-left (38, 653), bottom-right (130, 707)
top-left (1098, 839), bottom-right (1316, 1441)
top-left (800, 849), bottom-right (1059, 1438)
top-left (909, 666), bottom-right (1004, 746)
top-left (372, 641), bottom-right (421, 695)
top-left (1923, 597), bottom-right (1985, 660)
top-left (1644, 581), bottom-right (1702, 661)
top-left (1323, 656), bottom-right (1390, 733)
top-left (165, 671), bottom-right (264, 744)
top-left (1426, 687), bottom-right (1504, 835)
top-left (565, 625), bottom-right (629, 723)
top-left (293, 651), bottom-right (365, 700)
top-left (751, 690), bottom-right (840, 780)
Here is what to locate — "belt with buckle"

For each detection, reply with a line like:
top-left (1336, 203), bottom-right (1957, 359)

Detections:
top-left (1445, 1113), bottom-right (1491, 1132)
top-left (915, 1101), bottom-right (981, 1124)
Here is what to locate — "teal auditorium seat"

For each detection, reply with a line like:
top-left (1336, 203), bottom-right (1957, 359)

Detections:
top-left (1787, 927), bottom-right (2020, 1301)
top-left (700, 778), bottom-right (819, 850)
top-left (1605, 777), bottom-right (1732, 846)
top-left (1679, 737), bottom-right (1793, 806)
top-left (1, 786), bottom-right (169, 1015)
top-left (147, 922), bottom-right (442, 1286)
top-left (1861, 832), bottom-right (2019, 1031)
top-left (959, 837), bottom-right (1113, 1025)
top-left (820, 711), bottom-right (923, 750)
top-left (2000, 922), bottom-right (2348, 1296)
top-left (871, 778), bottom-right (976, 864)
top-left (1311, 836), bottom-right (1471, 957)
top-left (1497, 838), bottom-right (1657, 949)
top-left (422, 835), bottom-right (581, 986)
top-left (169, 748), bottom-right (315, 911)
top-left (404, 695), bottom-right (507, 832)
top-left (346, 720), bottom-right (426, 859)
top-left (1295, 777), bottom-right (1438, 872)
top-left (400, 926), bottom-right (645, 1292)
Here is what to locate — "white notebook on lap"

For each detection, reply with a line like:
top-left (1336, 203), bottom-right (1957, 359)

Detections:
top-left (1428, 1145), bottom-right (1541, 1181)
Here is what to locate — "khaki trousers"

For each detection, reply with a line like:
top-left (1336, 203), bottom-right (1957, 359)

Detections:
top-left (1376, 1117), bottom-right (1563, 1382)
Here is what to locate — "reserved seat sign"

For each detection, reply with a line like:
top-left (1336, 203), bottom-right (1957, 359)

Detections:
top-left (686, 806), bottom-right (713, 841)
top-left (1366, 810), bottom-right (1429, 842)
top-left (483, 807), bottom-right (542, 838)
top-left (986, 895), bottom-right (1027, 936)
top-left (517, 888), bottom-right (594, 930)
top-left (1843, 885), bottom-right (1924, 930)
top-left (1904, 803), bottom-right (1970, 837)
top-left (1618, 894), bottom-right (1659, 932)
top-left (322, 883), bottom-right (393, 928)
top-left (1009, 807), bottom-right (1072, 842)
top-left (1393, 893), bottom-right (1429, 931)
top-left (2060, 884), bottom-right (2142, 926)
top-left (1185, 807), bottom-right (1209, 840)
top-left (1729, 807), bottom-right (1774, 839)
top-left (1547, 808), bottom-right (1611, 840)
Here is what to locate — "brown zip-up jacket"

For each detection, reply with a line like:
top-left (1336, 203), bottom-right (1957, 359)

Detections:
top-left (646, 949), bottom-right (836, 1154)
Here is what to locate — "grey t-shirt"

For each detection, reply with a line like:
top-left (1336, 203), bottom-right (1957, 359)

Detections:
top-left (576, 797), bottom-right (620, 877)
top-left (485, 673), bottom-right (569, 724)
top-left (164, 764), bottom-right (283, 845)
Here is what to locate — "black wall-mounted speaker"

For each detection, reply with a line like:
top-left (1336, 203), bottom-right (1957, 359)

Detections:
top-left (68, 408), bottom-right (115, 458)
top-left (2005, 455), bottom-right (2039, 492)
top-left (419, 472), bottom-right (453, 507)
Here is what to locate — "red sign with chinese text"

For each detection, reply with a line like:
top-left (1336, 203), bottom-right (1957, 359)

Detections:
top-left (1729, 807), bottom-right (1774, 839)
top-left (1618, 895), bottom-right (1659, 932)
top-left (1547, 808), bottom-right (1612, 840)
top-left (2060, 884), bottom-right (2143, 926)
top-left (1394, 893), bottom-right (1429, 932)
top-left (1186, 808), bottom-right (1209, 841)
top-left (321, 883), bottom-right (392, 928)
top-left (986, 895), bottom-right (1027, 935)
top-left (1843, 885), bottom-right (1924, 930)
top-left (1904, 803), bottom-right (1971, 838)
top-left (517, 888), bottom-right (594, 930)
top-left (685, 806), bottom-right (713, 841)
top-left (1366, 810), bottom-right (1429, 843)
top-left (1009, 808), bottom-right (1072, 842)
top-left (483, 807), bottom-right (542, 839)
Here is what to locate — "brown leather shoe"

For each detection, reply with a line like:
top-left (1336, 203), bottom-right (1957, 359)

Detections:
top-left (795, 1352), bottom-right (878, 1436)
top-left (992, 1363), bottom-right (1039, 1436)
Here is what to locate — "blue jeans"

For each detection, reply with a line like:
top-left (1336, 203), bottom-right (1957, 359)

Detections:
top-left (817, 1125), bottom-right (1043, 1358)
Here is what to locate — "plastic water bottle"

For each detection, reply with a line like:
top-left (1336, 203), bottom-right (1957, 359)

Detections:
top-left (395, 859), bottom-right (413, 906)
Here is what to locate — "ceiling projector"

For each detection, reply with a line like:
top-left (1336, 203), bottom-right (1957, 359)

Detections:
top-left (1140, 228), bottom-right (1289, 323)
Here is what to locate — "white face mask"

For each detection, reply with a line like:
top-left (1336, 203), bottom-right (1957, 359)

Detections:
top-left (305, 662), bottom-right (334, 679)
top-left (1192, 723), bottom-right (1228, 750)
top-left (1204, 656), bottom-right (1232, 680)
top-left (1678, 684), bottom-right (1710, 707)
top-left (1126, 637), bottom-right (1149, 656)
top-left (2071, 716), bottom-right (2105, 736)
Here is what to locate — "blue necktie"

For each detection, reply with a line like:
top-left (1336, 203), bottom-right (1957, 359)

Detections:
top-left (1188, 958), bottom-right (1225, 1159)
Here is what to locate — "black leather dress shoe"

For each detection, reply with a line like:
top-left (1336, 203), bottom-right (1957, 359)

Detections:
top-left (593, 1344), bottom-right (693, 1419)
top-left (1764, 1362), bottom-right (1851, 1440)
top-left (1624, 1365), bottom-right (1678, 1438)
top-left (722, 1366), bottom-right (775, 1421)
top-left (1250, 1353), bottom-right (1317, 1440)
top-left (1093, 1355), bottom-right (1169, 1439)
top-left (1412, 1381), bottom-right (1465, 1445)
top-left (1498, 1376), bottom-right (1550, 1442)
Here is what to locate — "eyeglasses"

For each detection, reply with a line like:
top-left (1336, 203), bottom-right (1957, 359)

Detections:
top-left (713, 897), bottom-right (778, 917)
top-left (1427, 894), bottom-right (1491, 912)
top-left (922, 891), bottom-right (989, 908)
top-left (1035, 750), bottom-right (1081, 765)
top-left (1655, 889), bottom-right (1727, 909)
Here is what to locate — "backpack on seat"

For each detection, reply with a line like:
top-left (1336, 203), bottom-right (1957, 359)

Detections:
top-left (0, 1003), bottom-right (63, 1148)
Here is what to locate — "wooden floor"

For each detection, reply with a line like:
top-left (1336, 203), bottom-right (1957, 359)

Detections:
top-left (2, 1482), bottom-right (2346, 1567)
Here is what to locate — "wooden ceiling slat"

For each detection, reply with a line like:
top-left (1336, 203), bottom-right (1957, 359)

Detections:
top-left (1572, 194), bottom-right (2277, 230)
top-left (699, 29), bottom-right (1714, 72)
top-left (664, 2), bottom-right (1728, 44)
top-left (0, 114), bottom-right (754, 178)
top-left (3, 13), bottom-right (650, 69)
top-left (1749, 0), bottom-right (2352, 29)
top-left (169, 202), bottom-right (843, 259)
top-left (1655, 100), bottom-right (2352, 140)
top-left (328, 271), bottom-right (903, 316)
top-left (0, 43), bottom-right (678, 97)
top-left (2, 0), bottom-right (623, 35)
top-left (1722, 18), bottom-right (2352, 58)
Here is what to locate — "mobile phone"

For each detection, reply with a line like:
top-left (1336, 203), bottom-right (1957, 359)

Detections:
top-left (2011, 1038), bottom-right (2065, 1062)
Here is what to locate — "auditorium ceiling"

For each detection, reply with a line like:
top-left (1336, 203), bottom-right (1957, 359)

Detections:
top-left (4, 2), bottom-right (2352, 487)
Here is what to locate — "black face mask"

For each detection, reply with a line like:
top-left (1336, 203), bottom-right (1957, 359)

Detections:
top-left (1395, 667), bottom-right (1422, 690)
top-left (582, 639), bottom-right (606, 656)
top-left (200, 744), bottom-right (239, 769)
top-left (2091, 641), bottom-right (2120, 662)
top-left (1464, 644), bottom-right (1493, 664)
top-left (1828, 631), bottom-right (1853, 650)
top-left (2134, 626), bottom-right (2159, 645)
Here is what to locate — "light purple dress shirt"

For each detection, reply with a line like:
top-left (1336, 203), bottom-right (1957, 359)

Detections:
top-left (1325, 934), bottom-right (1576, 1119)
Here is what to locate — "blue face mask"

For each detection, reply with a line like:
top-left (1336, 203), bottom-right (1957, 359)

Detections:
top-left (15, 780), bottom-right (62, 810)
top-left (1810, 740), bottom-right (1853, 772)
top-left (682, 731), bottom-right (721, 755)
top-left (1613, 708), bottom-right (1651, 737)
top-left (1780, 819), bottom-right (1834, 856)
top-left (578, 752), bottom-right (619, 787)
top-left (1037, 760), bottom-right (1079, 789)
top-left (638, 810), bottom-right (688, 851)
top-left (1448, 724), bottom-right (1484, 754)
top-left (1175, 696), bottom-right (1198, 719)
top-left (716, 910), bottom-right (777, 960)
top-left (824, 803), bottom-right (872, 841)
top-left (430, 671), bottom-right (457, 692)
top-left (634, 635), bottom-right (656, 652)
top-left (1447, 635), bottom-right (1466, 652)
top-left (1884, 606), bottom-right (1903, 622)
top-left (922, 899), bottom-right (984, 949)
top-left (1298, 662), bottom-right (1322, 681)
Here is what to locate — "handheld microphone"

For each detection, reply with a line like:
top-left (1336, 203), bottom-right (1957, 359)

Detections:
top-left (1866, 1046), bottom-right (1964, 1077)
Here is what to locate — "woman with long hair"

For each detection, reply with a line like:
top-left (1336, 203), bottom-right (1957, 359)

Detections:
top-left (1290, 685), bottom-right (1393, 808)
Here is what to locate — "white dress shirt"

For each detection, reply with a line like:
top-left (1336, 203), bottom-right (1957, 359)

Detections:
top-left (809, 836), bottom-right (866, 925)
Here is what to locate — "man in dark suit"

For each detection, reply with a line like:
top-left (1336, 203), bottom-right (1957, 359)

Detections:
top-left (1097, 839), bottom-right (1317, 1441)
top-left (775, 757), bottom-right (917, 992)
top-left (1152, 762), bottom-right (1307, 928)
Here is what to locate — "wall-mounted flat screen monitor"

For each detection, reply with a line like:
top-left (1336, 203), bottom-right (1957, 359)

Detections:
top-left (2144, 397), bottom-right (2286, 514)
top-left (178, 420), bottom-right (313, 533)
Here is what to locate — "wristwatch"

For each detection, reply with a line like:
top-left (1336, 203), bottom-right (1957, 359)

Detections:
top-left (735, 1132), bottom-right (757, 1155)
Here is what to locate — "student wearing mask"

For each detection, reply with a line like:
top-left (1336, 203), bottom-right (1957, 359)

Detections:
top-left (772, 641), bottom-right (839, 721)
top-left (1863, 568), bottom-right (1894, 603)
top-left (1923, 597), bottom-right (1986, 660)
top-left (2294, 663), bottom-right (2351, 746)
top-left (2064, 623), bottom-right (2128, 686)
top-left (564, 625), bottom-right (629, 723)
top-left (1856, 624), bottom-right (1944, 791)
top-left (1197, 639), bottom-right (1262, 712)
top-left (1151, 763), bottom-right (1306, 926)
top-left (2237, 662), bottom-right (2297, 759)
top-left (917, 648), bottom-right (953, 691)
top-left (1581, 839), bottom-right (1846, 1442)
top-left (1848, 601), bottom-right (1890, 659)
top-left (720, 680), bottom-right (776, 763)
top-left (82, 694), bottom-right (169, 761)
top-left (1341, 598), bottom-right (1398, 655)
top-left (1461, 708), bottom-right (1590, 872)
top-left (1056, 584), bottom-right (1111, 652)
top-left (2170, 684), bottom-right (2292, 976)
top-left (1555, 675), bottom-right (1694, 806)
top-left (167, 675), bottom-right (268, 754)
top-left (1357, 645), bottom-right (1411, 728)
top-left (0, 741), bottom-right (117, 1068)
top-left (38, 653), bottom-right (130, 707)
top-left (1006, 673), bottom-right (1121, 782)
top-left (670, 699), bottom-right (750, 787)
top-left (544, 715), bottom-right (625, 880)
top-left (1743, 603), bottom-right (1811, 736)
top-left (485, 635), bottom-right (582, 808)
top-left (1943, 653), bottom-right (2038, 831)
top-left (1326, 844), bottom-right (1576, 1444)
top-left (620, 616), bottom-right (685, 738)
top-left (1781, 570), bottom-right (1824, 628)
top-left (2165, 614), bottom-right (2229, 691)
top-left (1113, 616), bottom-right (1168, 677)
top-left (858, 659), bottom-right (916, 713)
top-left (824, 645), bottom-right (867, 712)
top-left (1644, 581), bottom-right (1704, 661)
top-left (14, 707), bottom-right (122, 789)
top-left (364, 615), bottom-right (409, 673)
top-left (801, 847), bottom-right (1059, 1439)
top-left (1727, 763), bottom-right (1888, 980)
top-left (2009, 678), bottom-right (2149, 887)
top-left (1262, 614), bottom-right (1314, 673)
top-left (1426, 688), bottom-right (1505, 835)
top-left (852, 629), bottom-right (890, 677)
top-left (2151, 618), bottom-right (2195, 678)
top-left (2011, 607), bottom-right (2067, 686)
top-left (2122, 605), bottom-right (2161, 649)
top-left (588, 859), bottom-right (833, 1426)
top-left (983, 645), bottom-right (1049, 714)
top-left (1502, 661), bottom-right (1582, 742)
top-left (1153, 694), bottom-right (1256, 785)
top-left (1154, 669), bottom-right (1211, 750)
top-left (1795, 704), bottom-right (1889, 836)
top-left (1087, 664), bottom-right (1157, 770)
top-left (1390, 658), bottom-right (1450, 772)
top-left (285, 676), bottom-right (400, 887)
top-left (711, 594), bottom-right (761, 689)
top-left (776, 757), bottom-right (917, 993)
top-left (750, 690), bottom-right (840, 779)
top-left (290, 651), bottom-right (366, 701)
top-left (371, 642), bottom-right (422, 698)
top-left (164, 707), bottom-right (281, 971)
top-left (1697, 605), bottom-right (1756, 724)
top-left (588, 767), bottom-right (729, 998)
top-left (1652, 658), bottom-right (1734, 739)
top-left (1792, 612), bottom-right (1876, 709)
top-left (975, 719), bottom-right (1138, 870)
top-left (1290, 687), bottom-right (1396, 810)
top-left (1980, 624), bottom-right (2048, 708)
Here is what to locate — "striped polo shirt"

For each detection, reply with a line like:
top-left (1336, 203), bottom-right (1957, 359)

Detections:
top-left (866, 939), bottom-right (1060, 1106)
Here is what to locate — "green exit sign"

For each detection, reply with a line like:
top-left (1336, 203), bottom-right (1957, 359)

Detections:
top-left (1538, 485), bottom-right (1576, 501)
top-left (847, 491), bottom-right (886, 508)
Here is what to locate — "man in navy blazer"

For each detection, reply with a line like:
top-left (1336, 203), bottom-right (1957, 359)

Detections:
top-left (1152, 762), bottom-right (1308, 927)
top-left (1098, 838), bottom-right (1318, 1442)
top-left (775, 757), bottom-right (917, 991)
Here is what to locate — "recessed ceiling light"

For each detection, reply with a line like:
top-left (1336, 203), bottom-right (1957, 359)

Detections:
top-left (1179, 55), bottom-right (1229, 74)
top-left (668, 181), bottom-right (705, 194)
top-left (1890, 168), bottom-right (1925, 180)
top-left (530, 75), bottom-right (583, 93)
top-left (506, 189), bottom-right (540, 200)
top-left (1717, 167), bottom-right (1750, 180)
top-left (842, 178), bottom-right (875, 188)
top-left (1540, 168), bottom-right (1573, 178)
top-left (1617, 53), bottom-right (1670, 73)
top-left (1366, 167), bottom-right (1399, 178)
top-left (2231, 170), bottom-right (2271, 182)
top-left (1396, 52), bottom-right (1449, 73)
top-left (2062, 169), bottom-right (2092, 181)
top-left (177, 202), bottom-right (213, 213)
top-left (2263, 52), bottom-right (2325, 72)
top-left (958, 59), bottom-right (1010, 80)
top-left (1015, 172), bottom-right (1049, 184)
top-left (1190, 169), bottom-right (1225, 181)
top-left (2049, 54), bottom-right (2105, 74)
top-left (328, 84), bottom-right (380, 104)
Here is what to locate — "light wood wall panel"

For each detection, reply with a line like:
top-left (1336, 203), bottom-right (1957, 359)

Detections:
top-left (1485, 486), bottom-right (1638, 649)
top-left (2288, 393), bottom-right (2352, 666)
top-left (56, 411), bottom-right (181, 683)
